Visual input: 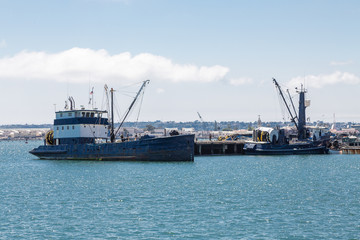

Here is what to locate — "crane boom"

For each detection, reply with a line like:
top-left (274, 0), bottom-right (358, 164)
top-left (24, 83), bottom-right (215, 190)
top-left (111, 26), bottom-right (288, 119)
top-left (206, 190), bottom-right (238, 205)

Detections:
top-left (114, 80), bottom-right (150, 137)
top-left (273, 78), bottom-right (299, 130)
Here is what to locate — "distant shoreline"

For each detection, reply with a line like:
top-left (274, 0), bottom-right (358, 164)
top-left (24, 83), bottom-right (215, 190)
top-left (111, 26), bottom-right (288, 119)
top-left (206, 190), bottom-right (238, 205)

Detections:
top-left (0, 138), bottom-right (43, 142)
top-left (0, 125), bottom-right (52, 129)
top-left (0, 120), bottom-right (358, 131)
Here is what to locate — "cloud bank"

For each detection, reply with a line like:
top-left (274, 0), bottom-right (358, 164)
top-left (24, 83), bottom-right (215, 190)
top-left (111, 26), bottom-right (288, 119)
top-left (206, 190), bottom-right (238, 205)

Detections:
top-left (0, 48), bottom-right (229, 84)
top-left (156, 88), bottom-right (165, 94)
top-left (228, 77), bottom-right (253, 86)
top-left (288, 71), bottom-right (360, 88)
top-left (330, 60), bottom-right (352, 66)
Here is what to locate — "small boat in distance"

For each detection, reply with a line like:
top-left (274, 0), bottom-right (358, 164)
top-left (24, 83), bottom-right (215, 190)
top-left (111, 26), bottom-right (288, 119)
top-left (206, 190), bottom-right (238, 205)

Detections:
top-left (243, 78), bottom-right (329, 155)
top-left (29, 80), bottom-right (195, 161)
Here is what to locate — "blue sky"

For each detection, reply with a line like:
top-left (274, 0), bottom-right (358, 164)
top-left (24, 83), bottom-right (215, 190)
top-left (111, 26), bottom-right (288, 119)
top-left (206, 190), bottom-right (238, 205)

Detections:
top-left (0, 0), bottom-right (359, 124)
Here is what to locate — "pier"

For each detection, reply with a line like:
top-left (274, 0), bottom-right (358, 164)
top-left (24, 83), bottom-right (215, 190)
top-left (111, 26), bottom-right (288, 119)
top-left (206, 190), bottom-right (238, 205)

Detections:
top-left (341, 147), bottom-right (360, 154)
top-left (195, 141), bottom-right (245, 155)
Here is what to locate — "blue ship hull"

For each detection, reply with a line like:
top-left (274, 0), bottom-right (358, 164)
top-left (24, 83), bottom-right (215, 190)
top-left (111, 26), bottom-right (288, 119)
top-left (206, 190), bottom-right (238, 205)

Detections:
top-left (30, 134), bottom-right (195, 161)
top-left (243, 142), bottom-right (328, 155)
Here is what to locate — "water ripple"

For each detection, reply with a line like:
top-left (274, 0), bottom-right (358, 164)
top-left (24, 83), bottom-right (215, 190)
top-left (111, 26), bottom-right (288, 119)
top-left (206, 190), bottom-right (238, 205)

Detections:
top-left (0, 141), bottom-right (359, 239)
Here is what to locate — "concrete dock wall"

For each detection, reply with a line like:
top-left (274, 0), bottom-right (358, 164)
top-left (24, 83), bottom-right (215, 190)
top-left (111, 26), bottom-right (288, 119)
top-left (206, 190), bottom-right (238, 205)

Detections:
top-left (341, 147), bottom-right (360, 154)
top-left (195, 141), bottom-right (245, 155)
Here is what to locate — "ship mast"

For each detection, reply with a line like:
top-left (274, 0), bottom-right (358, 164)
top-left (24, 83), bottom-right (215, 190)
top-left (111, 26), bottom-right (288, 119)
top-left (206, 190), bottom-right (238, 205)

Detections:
top-left (297, 84), bottom-right (307, 140)
top-left (110, 88), bottom-right (115, 143)
top-left (273, 78), bottom-right (308, 140)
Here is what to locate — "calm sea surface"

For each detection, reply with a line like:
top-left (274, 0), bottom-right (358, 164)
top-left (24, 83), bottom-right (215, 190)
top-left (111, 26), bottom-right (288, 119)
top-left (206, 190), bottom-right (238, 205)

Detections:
top-left (0, 140), bottom-right (359, 239)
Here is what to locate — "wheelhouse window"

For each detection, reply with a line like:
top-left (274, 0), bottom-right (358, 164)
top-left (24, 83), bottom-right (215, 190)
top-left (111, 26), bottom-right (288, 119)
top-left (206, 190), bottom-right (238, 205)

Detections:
top-left (68, 113), bottom-right (72, 117)
top-left (86, 112), bottom-right (90, 117)
top-left (82, 112), bottom-right (85, 117)
top-left (90, 112), bottom-right (95, 118)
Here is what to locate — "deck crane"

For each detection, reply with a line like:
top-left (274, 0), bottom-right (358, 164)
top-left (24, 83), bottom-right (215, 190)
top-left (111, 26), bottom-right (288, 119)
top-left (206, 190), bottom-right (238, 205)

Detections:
top-left (114, 80), bottom-right (150, 140)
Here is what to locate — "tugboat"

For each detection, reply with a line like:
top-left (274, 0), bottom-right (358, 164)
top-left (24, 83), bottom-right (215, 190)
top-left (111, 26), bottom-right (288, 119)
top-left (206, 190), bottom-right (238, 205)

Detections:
top-left (30, 80), bottom-right (195, 161)
top-left (243, 78), bottom-right (328, 155)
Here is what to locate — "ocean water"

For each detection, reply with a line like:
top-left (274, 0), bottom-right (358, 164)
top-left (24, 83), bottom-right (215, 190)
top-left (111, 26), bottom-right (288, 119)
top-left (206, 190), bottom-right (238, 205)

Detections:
top-left (0, 140), bottom-right (359, 239)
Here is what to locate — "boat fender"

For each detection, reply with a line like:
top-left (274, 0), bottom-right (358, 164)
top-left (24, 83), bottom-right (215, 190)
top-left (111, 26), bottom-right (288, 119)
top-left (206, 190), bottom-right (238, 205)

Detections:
top-left (45, 130), bottom-right (54, 145)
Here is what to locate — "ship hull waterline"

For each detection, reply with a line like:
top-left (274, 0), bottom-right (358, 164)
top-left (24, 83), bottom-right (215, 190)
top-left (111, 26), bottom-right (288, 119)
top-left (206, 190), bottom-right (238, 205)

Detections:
top-left (30, 134), bottom-right (195, 162)
top-left (243, 142), bottom-right (328, 155)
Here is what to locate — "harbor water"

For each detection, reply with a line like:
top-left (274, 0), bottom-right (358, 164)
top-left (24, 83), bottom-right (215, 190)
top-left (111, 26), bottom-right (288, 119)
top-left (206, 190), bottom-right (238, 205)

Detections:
top-left (1, 141), bottom-right (359, 239)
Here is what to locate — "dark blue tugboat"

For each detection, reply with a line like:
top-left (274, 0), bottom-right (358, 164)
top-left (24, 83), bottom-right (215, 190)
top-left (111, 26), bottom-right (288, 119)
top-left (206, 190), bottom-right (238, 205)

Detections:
top-left (243, 78), bottom-right (328, 155)
top-left (30, 81), bottom-right (195, 161)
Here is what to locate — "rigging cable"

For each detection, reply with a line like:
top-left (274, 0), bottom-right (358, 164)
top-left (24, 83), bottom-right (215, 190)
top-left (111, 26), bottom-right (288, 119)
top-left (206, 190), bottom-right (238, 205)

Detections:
top-left (135, 89), bottom-right (146, 128)
top-left (275, 83), bottom-right (287, 122)
top-left (114, 80), bottom-right (149, 136)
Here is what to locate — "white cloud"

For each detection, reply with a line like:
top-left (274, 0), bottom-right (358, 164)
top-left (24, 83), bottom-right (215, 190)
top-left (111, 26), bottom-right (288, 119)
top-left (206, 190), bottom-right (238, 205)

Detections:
top-left (228, 77), bottom-right (253, 86)
top-left (0, 39), bottom-right (6, 48)
top-left (156, 88), bottom-right (165, 93)
top-left (288, 71), bottom-right (360, 88)
top-left (0, 48), bottom-right (229, 84)
top-left (330, 60), bottom-right (352, 66)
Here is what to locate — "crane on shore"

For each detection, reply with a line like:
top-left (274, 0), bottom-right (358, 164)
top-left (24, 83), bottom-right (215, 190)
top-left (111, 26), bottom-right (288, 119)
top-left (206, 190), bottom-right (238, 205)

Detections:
top-left (197, 112), bottom-right (207, 132)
